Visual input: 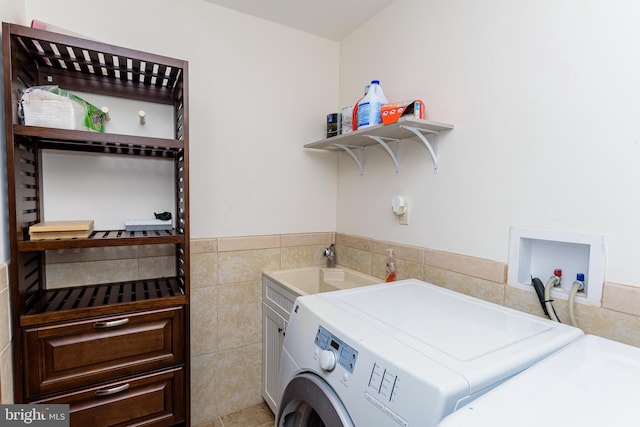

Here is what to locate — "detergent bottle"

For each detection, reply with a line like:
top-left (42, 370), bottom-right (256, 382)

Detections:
top-left (351, 83), bottom-right (369, 131)
top-left (385, 249), bottom-right (396, 282)
top-left (357, 80), bottom-right (388, 129)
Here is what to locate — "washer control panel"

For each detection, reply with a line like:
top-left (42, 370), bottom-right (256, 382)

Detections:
top-left (314, 325), bottom-right (358, 373)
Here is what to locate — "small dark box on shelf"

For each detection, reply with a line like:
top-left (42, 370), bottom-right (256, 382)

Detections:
top-left (326, 113), bottom-right (342, 137)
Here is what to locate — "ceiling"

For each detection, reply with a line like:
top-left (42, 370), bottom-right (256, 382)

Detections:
top-left (203, 0), bottom-right (397, 41)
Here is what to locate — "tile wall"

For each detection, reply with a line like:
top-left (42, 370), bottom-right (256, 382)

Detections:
top-left (189, 231), bottom-right (640, 424)
top-left (335, 233), bottom-right (640, 348)
top-left (44, 244), bottom-right (176, 289)
top-left (2, 230), bottom-right (640, 422)
top-left (0, 263), bottom-right (12, 404)
top-left (189, 232), bottom-right (334, 426)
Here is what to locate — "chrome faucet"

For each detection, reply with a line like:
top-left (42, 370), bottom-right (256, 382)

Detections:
top-left (323, 244), bottom-right (336, 268)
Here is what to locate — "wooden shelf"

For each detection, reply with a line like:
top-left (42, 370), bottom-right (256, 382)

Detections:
top-left (14, 125), bottom-right (184, 157)
top-left (19, 229), bottom-right (184, 251)
top-left (22, 277), bottom-right (185, 326)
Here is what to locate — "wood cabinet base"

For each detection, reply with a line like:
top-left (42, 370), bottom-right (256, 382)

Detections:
top-left (32, 367), bottom-right (185, 427)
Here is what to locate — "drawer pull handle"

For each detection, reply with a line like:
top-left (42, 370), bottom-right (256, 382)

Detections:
top-left (93, 318), bottom-right (130, 329)
top-left (95, 383), bottom-right (130, 397)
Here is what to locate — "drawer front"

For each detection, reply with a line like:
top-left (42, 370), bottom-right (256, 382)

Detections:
top-left (32, 367), bottom-right (185, 427)
top-left (262, 275), bottom-right (297, 320)
top-left (24, 306), bottom-right (185, 398)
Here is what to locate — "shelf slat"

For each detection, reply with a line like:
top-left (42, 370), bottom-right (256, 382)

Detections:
top-left (21, 277), bottom-right (186, 326)
top-left (8, 22), bottom-right (185, 104)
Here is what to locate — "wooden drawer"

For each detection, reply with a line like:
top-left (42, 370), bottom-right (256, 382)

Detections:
top-left (32, 367), bottom-right (185, 427)
top-left (24, 306), bottom-right (185, 398)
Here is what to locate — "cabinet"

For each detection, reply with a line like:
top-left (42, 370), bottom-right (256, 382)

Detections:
top-left (304, 117), bottom-right (454, 174)
top-left (2, 22), bottom-right (189, 426)
top-left (261, 275), bottom-right (298, 413)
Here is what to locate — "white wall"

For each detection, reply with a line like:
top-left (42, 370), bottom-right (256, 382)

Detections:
top-left (338, 0), bottom-right (640, 286)
top-left (19, 0), bottom-right (339, 238)
top-left (11, 0), bottom-right (640, 287)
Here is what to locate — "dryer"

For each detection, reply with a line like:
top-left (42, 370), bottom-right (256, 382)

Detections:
top-left (437, 334), bottom-right (640, 427)
top-left (276, 279), bottom-right (583, 427)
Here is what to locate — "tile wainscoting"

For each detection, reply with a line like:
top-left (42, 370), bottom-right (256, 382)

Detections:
top-left (189, 232), bottom-right (334, 425)
top-left (0, 263), bottom-right (12, 404)
top-left (189, 231), bottom-right (640, 425)
top-left (2, 231), bottom-right (639, 424)
top-left (334, 233), bottom-right (640, 348)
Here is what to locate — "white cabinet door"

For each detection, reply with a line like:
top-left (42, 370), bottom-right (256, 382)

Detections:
top-left (262, 302), bottom-right (287, 413)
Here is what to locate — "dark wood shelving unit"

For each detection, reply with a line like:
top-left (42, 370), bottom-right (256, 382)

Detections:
top-left (3, 22), bottom-right (190, 426)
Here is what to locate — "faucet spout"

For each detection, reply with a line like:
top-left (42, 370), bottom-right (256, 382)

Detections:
top-left (323, 244), bottom-right (336, 268)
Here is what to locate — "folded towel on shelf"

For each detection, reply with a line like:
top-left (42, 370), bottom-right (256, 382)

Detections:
top-left (20, 85), bottom-right (105, 132)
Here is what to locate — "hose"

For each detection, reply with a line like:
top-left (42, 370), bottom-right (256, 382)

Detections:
top-left (544, 276), bottom-right (561, 323)
top-left (531, 277), bottom-right (550, 317)
top-left (568, 280), bottom-right (583, 327)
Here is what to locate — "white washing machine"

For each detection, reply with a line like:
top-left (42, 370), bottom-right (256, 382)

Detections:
top-left (437, 334), bottom-right (640, 427)
top-left (277, 279), bottom-right (583, 427)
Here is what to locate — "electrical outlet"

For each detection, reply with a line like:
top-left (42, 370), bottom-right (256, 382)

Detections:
top-left (399, 210), bottom-right (409, 225)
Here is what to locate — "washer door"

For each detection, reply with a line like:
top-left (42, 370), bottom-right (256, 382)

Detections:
top-left (277, 372), bottom-right (354, 427)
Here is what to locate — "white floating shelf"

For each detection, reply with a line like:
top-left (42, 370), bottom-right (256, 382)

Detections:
top-left (304, 117), bottom-right (454, 174)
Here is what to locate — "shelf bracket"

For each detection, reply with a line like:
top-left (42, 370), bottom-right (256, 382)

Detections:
top-left (399, 125), bottom-right (440, 173)
top-left (333, 144), bottom-right (365, 175)
top-left (363, 135), bottom-right (401, 174)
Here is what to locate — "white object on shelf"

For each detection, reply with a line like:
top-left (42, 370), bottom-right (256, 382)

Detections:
top-left (101, 106), bottom-right (110, 121)
top-left (138, 110), bottom-right (146, 124)
top-left (21, 88), bottom-right (88, 130)
top-left (356, 80), bottom-right (388, 128)
top-left (304, 117), bottom-right (453, 174)
top-left (125, 218), bottom-right (172, 231)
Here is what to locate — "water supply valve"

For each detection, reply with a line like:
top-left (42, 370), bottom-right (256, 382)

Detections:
top-left (553, 269), bottom-right (562, 286)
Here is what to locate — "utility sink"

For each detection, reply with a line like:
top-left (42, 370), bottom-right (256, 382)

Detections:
top-left (261, 266), bottom-right (382, 412)
top-left (263, 266), bottom-right (381, 297)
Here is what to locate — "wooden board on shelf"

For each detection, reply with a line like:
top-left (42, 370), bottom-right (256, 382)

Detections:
top-left (28, 230), bottom-right (93, 240)
top-left (29, 220), bottom-right (94, 240)
top-left (29, 220), bottom-right (94, 232)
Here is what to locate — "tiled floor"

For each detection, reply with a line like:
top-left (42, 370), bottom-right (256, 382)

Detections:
top-left (197, 403), bottom-right (275, 427)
